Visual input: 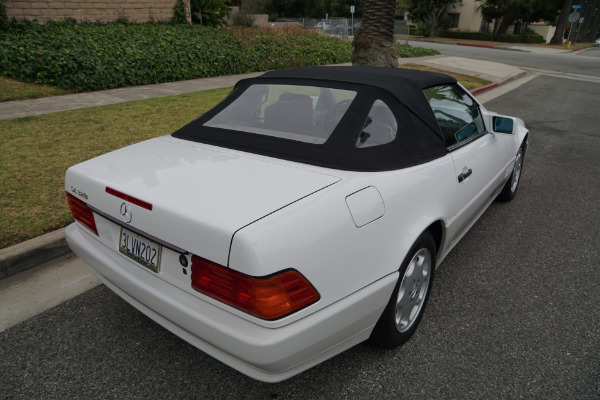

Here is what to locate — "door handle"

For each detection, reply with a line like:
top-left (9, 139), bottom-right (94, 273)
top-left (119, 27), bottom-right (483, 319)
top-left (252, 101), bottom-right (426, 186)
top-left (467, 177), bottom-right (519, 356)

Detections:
top-left (458, 168), bottom-right (473, 183)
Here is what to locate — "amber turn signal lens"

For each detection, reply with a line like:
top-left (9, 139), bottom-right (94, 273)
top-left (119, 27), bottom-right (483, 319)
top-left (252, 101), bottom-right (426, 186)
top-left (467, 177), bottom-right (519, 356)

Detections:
top-left (190, 255), bottom-right (319, 320)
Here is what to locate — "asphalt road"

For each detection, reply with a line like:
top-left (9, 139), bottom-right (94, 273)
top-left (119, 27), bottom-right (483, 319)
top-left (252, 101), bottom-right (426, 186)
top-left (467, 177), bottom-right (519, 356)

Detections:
top-left (1, 75), bottom-right (599, 399)
top-left (581, 46), bottom-right (600, 58)
top-left (411, 41), bottom-right (600, 77)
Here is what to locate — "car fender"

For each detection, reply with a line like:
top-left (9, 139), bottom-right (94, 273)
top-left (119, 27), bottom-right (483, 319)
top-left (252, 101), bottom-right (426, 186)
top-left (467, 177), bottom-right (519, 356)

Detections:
top-left (228, 155), bottom-right (457, 326)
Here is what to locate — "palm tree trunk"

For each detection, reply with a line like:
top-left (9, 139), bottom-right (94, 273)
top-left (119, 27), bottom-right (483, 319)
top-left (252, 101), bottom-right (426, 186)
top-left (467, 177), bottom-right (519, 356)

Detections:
top-left (351, 0), bottom-right (398, 68)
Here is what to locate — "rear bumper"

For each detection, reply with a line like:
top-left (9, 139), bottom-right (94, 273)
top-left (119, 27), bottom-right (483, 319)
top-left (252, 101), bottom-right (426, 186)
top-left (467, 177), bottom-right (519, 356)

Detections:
top-left (65, 223), bottom-right (397, 382)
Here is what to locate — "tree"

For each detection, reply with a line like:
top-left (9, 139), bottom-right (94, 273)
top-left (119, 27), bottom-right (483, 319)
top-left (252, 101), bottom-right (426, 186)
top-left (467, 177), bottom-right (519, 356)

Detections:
top-left (550, 0), bottom-right (572, 44)
top-left (422, 0), bottom-right (458, 37)
top-left (570, 0), bottom-right (600, 42)
top-left (265, 0), bottom-right (327, 19)
top-left (0, 0), bottom-right (7, 32)
top-left (190, 0), bottom-right (231, 26)
top-left (478, 0), bottom-right (562, 34)
top-left (407, 0), bottom-right (459, 37)
top-left (351, 0), bottom-right (397, 67)
top-left (478, 0), bottom-right (505, 33)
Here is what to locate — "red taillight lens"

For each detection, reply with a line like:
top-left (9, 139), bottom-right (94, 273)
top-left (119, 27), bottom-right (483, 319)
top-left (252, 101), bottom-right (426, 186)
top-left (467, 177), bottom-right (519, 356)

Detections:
top-left (190, 255), bottom-right (320, 320)
top-left (66, 192), bottom-right (98, 235)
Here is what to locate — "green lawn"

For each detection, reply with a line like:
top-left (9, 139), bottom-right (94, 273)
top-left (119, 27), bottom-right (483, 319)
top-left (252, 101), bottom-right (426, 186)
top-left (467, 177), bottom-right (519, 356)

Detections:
top-left (401, 64), bottom-right (490, 90)
top-left (0, 76), bottom-right (72, 102)
top-left (0, 87), bottom-right (231, 248)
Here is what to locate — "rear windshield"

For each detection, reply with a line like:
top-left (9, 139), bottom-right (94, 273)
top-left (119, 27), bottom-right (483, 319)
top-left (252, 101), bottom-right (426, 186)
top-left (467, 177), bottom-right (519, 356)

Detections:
top-left (204, 84), bottom-right (357, 144)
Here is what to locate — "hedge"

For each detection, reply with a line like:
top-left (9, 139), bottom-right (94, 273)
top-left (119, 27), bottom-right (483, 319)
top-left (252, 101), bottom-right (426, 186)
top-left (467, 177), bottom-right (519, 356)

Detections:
top-left (395, 43), bottom-right (439, 57)
top-left (0, 21), bottom-right (353, 91)
top-left (438, 30), bottom-right (546, 44)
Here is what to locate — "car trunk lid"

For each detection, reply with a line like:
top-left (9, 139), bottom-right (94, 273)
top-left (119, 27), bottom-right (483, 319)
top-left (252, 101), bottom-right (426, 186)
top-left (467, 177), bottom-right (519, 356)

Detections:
top-left (65, 136), bottom-right (340, 266)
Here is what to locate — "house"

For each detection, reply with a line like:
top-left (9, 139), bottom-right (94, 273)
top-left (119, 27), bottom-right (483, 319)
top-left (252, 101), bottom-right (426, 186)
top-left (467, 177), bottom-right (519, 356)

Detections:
top-left (440, 0), bottom-right (556, 43)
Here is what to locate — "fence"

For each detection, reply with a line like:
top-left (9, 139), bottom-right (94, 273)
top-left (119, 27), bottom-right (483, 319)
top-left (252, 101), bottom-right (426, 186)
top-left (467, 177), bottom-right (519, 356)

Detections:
top-left (275, 17), bottom-right (411, 43)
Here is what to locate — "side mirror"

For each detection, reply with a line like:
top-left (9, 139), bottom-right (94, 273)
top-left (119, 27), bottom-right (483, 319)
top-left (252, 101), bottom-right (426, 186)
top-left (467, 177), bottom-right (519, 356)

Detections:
top-left (493, 116), bottom-right (514, 134)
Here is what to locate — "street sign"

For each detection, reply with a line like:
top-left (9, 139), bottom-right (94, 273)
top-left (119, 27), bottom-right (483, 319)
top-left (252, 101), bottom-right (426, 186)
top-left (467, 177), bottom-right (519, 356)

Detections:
top-left (568, 12), bottom-right (580, 23)
top-left (350, 5), bottom-right (355, 36)
top-left (572, 4), bottom-right (581, 8)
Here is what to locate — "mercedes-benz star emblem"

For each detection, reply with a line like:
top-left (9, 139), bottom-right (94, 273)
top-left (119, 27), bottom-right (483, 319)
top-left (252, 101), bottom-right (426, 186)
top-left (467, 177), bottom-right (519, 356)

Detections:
top-left (120, 202), bottom-right (132, 223)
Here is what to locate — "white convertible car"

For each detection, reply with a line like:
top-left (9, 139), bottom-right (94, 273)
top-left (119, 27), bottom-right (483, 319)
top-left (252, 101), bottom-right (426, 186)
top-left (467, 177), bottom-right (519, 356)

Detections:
top-left (65, 66), bottom-right (528, 382)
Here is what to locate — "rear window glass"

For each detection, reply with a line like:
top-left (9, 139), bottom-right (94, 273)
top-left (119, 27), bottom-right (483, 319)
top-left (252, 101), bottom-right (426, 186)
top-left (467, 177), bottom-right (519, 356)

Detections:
top-left (356, 100), bottom-right (398, 148)
top-left (204, 84), bottom-right (357, 144)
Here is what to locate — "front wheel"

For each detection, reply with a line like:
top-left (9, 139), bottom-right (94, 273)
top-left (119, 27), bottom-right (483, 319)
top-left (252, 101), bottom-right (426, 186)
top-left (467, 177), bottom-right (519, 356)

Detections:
top-left (497, 146), bottom-right (525, 202)
top-left (370, 232), bottom-right (436, 349)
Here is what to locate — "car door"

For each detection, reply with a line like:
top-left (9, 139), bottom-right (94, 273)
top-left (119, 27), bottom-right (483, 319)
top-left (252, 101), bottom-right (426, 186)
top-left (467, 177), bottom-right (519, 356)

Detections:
top-left (424, 84), bottom-right (509, 243)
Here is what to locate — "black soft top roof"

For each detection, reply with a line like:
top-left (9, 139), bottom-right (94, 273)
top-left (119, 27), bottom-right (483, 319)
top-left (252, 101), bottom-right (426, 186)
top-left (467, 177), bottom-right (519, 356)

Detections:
top-left (261, 66), bottom-right (456, 101)
top-left (172, 66), bottom-right (455, 171)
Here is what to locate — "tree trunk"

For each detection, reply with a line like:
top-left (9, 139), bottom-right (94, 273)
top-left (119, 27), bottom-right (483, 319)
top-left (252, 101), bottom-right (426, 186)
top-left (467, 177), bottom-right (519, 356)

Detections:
top-left (493, 17), bottom-right (500, 34)
top-left (573, 1), bottom-right (600, 42)
top-left (428, 9), bottom-right (437, 37)
top-left (351, 0), bottom-right (397, 68)
top-left (497, 15), bottom-right (512, 34)
top-left (550, 0), bottom-right (572, 44)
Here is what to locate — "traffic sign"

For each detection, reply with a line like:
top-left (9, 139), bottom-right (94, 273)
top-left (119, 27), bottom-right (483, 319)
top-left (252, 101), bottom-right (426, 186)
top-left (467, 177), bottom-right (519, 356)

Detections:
top-left (572, 4), bottom-right (581, 8)
top-left (568, 12), bottom-right (580, 23)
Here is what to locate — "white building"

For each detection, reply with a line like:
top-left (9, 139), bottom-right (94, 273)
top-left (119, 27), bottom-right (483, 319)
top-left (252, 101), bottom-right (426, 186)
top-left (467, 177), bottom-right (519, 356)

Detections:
top-left (440, 0), bottom-right (556, 43)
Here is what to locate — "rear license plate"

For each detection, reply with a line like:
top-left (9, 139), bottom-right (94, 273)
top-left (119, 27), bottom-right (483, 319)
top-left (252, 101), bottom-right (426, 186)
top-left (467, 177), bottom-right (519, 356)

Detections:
top-left (118, 227), bottom-right (162, 273)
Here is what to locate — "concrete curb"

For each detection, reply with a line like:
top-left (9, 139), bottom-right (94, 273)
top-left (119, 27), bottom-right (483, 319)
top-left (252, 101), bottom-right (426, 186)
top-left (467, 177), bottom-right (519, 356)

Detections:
top-left (457, 43), bottom-right (495, 49)
top-left (0, 228), bottom-right (70, 279)
top-left (497, 70), bottom-right (528, 86)
top-left (470, 82), bottom-right (499, 94)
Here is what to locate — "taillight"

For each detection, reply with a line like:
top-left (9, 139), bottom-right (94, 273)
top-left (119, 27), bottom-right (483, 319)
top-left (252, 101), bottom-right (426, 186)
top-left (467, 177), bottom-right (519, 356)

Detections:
top-left (190, 255), bottom-right (319, 320)
top-left (66, 192), bottom-right (98, 235)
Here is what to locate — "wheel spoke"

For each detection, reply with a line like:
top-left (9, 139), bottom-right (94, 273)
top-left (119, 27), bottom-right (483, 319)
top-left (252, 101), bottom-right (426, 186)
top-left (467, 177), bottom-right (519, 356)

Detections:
top-left (395, 247), bottom-right (432, 333)
top-left (511, 149), bottom-right (523, 192)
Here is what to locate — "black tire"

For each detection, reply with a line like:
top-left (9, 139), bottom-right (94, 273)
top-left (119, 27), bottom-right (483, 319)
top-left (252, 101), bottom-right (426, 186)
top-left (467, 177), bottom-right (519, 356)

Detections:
top-left (370, 232), bottom-right (436, 349)
top-left (497, 146), bottom-right (525, 202)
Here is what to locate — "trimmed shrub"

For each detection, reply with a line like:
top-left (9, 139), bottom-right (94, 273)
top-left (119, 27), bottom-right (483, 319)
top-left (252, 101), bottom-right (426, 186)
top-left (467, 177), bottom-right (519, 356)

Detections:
top-left (172, 0), bottom-right (188, 24)
top-left (415, 23), bottom-right (431, 37)
top-left (0, 22), bottom-right (352, 91)
top-left (395, 44), bottom-right (439, 57)
top-left (0, 0), bottom-right (7, 32)
top-left (438, 30), bottom-right (545, 44)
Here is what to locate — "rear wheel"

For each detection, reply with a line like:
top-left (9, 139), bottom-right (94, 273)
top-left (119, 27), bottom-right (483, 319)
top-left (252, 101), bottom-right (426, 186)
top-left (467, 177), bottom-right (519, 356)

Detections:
top-left (498, 146), bottom-right (525, 202)
top-left (370, 232), bottom-right (436, 349)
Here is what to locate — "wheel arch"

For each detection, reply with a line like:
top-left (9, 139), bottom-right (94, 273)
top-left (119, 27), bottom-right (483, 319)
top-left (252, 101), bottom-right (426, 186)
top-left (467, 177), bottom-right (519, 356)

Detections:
top-left (521, 132), bottom-right (529, 154)
top-left (425, 220), bottom-right (444, 256)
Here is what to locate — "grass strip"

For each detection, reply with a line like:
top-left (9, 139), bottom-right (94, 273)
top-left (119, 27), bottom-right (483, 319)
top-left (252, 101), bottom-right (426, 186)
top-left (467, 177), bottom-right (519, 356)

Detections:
top-left (0, 87), bottom-right (231, 248)
top-left (400, 64), bottom-right (491, 90)
top-left (0, 76), bottom-right (72, 102)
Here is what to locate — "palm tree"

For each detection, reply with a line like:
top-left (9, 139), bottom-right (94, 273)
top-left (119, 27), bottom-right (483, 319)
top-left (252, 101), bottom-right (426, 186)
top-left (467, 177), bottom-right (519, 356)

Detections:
top-left (351, 0), bottom-right (398, 68)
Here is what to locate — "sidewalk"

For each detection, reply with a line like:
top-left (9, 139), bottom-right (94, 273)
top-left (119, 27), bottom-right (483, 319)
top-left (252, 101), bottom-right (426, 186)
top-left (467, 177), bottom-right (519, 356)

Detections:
top-left (407, 36), bottom-right (592, 54)
top-left (0, 71), bottom-right (264, 121)
top-left (0, 56), bottom-right (524, 121)
top-left (0, 56), bottom-right (527, 279)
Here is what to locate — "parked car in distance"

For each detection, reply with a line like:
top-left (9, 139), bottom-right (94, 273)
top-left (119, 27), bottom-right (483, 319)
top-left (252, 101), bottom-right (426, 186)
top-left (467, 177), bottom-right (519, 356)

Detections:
top-left (65, 66), bottom-right (528, 383)
top-left (315, 21), bottom-right (331, 30)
